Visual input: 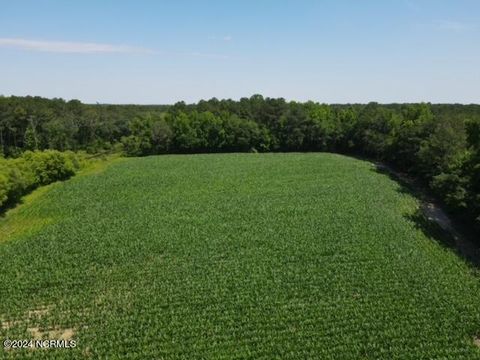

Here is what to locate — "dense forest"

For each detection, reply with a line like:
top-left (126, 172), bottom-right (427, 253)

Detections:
top-left (1, 95), bottom-right (479, 233)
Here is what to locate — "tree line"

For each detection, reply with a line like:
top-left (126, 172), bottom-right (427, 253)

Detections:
top-left (1, 95), bottom-right (479, 233)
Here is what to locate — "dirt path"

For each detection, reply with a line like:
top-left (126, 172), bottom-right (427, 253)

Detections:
top-left (421, 202), bottom-right (480, 265)
top-left (375, 163), bottom-right (480, 266)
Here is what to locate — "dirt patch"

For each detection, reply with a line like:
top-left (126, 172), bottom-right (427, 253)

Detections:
top-left (27, 327), bottom-right (43, 339)
top-left (1, 305), bottom-right (52, 330)
top-left (474, 336), bottom-right (480, 348)
top-left (2, 305), bottom-right (76, 353)
top-left (28, 326), bottom-right (75, 340)
top-left (28, 306), bottom-right (52, 319)
top-left (422, 202), bottom-right (455, 233)
top-left (1, 319), bottom-right (20, 330)
top-left (420, 202), bottom-right (480, 265)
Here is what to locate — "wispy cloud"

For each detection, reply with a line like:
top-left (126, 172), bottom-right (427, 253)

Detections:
top-left (0, 38), bottom-right (154, 54)
top-left (0, 37), bottom-right (230, 59)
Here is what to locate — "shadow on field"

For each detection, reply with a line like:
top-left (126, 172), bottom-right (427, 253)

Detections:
top-left (406, 210), bottom-right (480, 268)
top-left (0, 197), bottom-right (25, 218)
top-left (374, 163), bottom-right (423, 198)
top-left (373, 163), bottom-right (480, 268)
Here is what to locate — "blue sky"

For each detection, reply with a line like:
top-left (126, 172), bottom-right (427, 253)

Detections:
top-left (0, 0), bottom-right (479, 104)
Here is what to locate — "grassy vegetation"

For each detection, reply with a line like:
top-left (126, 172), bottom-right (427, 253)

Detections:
top-left (0, 154), bottom-right (119, 244)
top-left (1, 153), bottom-right (480, 359)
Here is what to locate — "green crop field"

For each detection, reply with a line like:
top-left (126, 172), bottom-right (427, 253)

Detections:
top-left (1, 153), bottom-right (480, 359)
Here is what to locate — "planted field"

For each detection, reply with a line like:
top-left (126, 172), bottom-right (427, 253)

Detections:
top-left (1, 153), bottom-right (480, 359)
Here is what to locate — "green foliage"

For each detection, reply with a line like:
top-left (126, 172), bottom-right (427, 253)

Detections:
top-left (222, 114), bottom-right (269, 152)
top-left (122, 114), bottom-right (173, 156)
top-left (0, 96), bottom-right (169, 156)
top-left (0, 156), bottom-right (34, 206)
top-left (121, 135), bottom-right (145, 157)
top-left (431, 172), bottom-right (468, 209)
top-left (169, 111), bottom-right (200, 151)
top-left (0, 150), bottom-right (83, 210)
top-left (2, 95), bottom-right (480, 232)
top-left (22, 150), bottom-right (77, 185)
top-left (1, 154), bottom-right (480, 358)
top-left (0, 172), bottom-right (9, 206)
top-left (151, 117), bottom-right (173, 152)
top-left (23, 124), bottom-right (38, 150)
top-left (418, 117), bottom-right (467, 177)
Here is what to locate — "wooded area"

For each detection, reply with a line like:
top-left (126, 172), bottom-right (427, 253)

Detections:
top-left (1, 95), bottom-right (479, 232)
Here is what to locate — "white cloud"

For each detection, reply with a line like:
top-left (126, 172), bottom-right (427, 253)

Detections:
top-left (0, 37), bottom-right (230, 59)
top-left (0, 38), bottom-right (153, 54)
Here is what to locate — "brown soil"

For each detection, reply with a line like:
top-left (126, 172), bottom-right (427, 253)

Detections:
top-left (28, 326), bottom-right (75, 340)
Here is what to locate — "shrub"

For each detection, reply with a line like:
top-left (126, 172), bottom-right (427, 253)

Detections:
top-left (0, 173), bottom-right (9, 206)
top-left (22, 150), bottom-right (76, 185)
top-left (0, 150), bottom-right (84, 210)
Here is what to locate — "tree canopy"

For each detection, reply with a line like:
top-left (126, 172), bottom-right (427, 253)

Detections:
top-left (1, 95), bottom-right (479, 233)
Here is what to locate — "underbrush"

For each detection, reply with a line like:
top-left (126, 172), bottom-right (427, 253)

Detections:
top-left (0, 150), bottom-right (90, 212)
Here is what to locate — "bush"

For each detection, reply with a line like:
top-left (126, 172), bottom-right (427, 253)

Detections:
top-left (431, 172), bottom-right (468, 210)
top-left (0, 173), bottom-right (9, 206)
top-left (22, 150), bottom-right (76, 185)
top-left (121, 135), bottom-right (145, 157)
top-left (0, 150), bottom-right (84, 210)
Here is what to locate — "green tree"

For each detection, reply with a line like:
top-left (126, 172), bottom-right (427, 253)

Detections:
top-left (417, 116), bottom-right (467, 178)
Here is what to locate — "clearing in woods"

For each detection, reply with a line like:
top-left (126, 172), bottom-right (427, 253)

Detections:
top-left (1, 153), bottom-right (480, 359)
